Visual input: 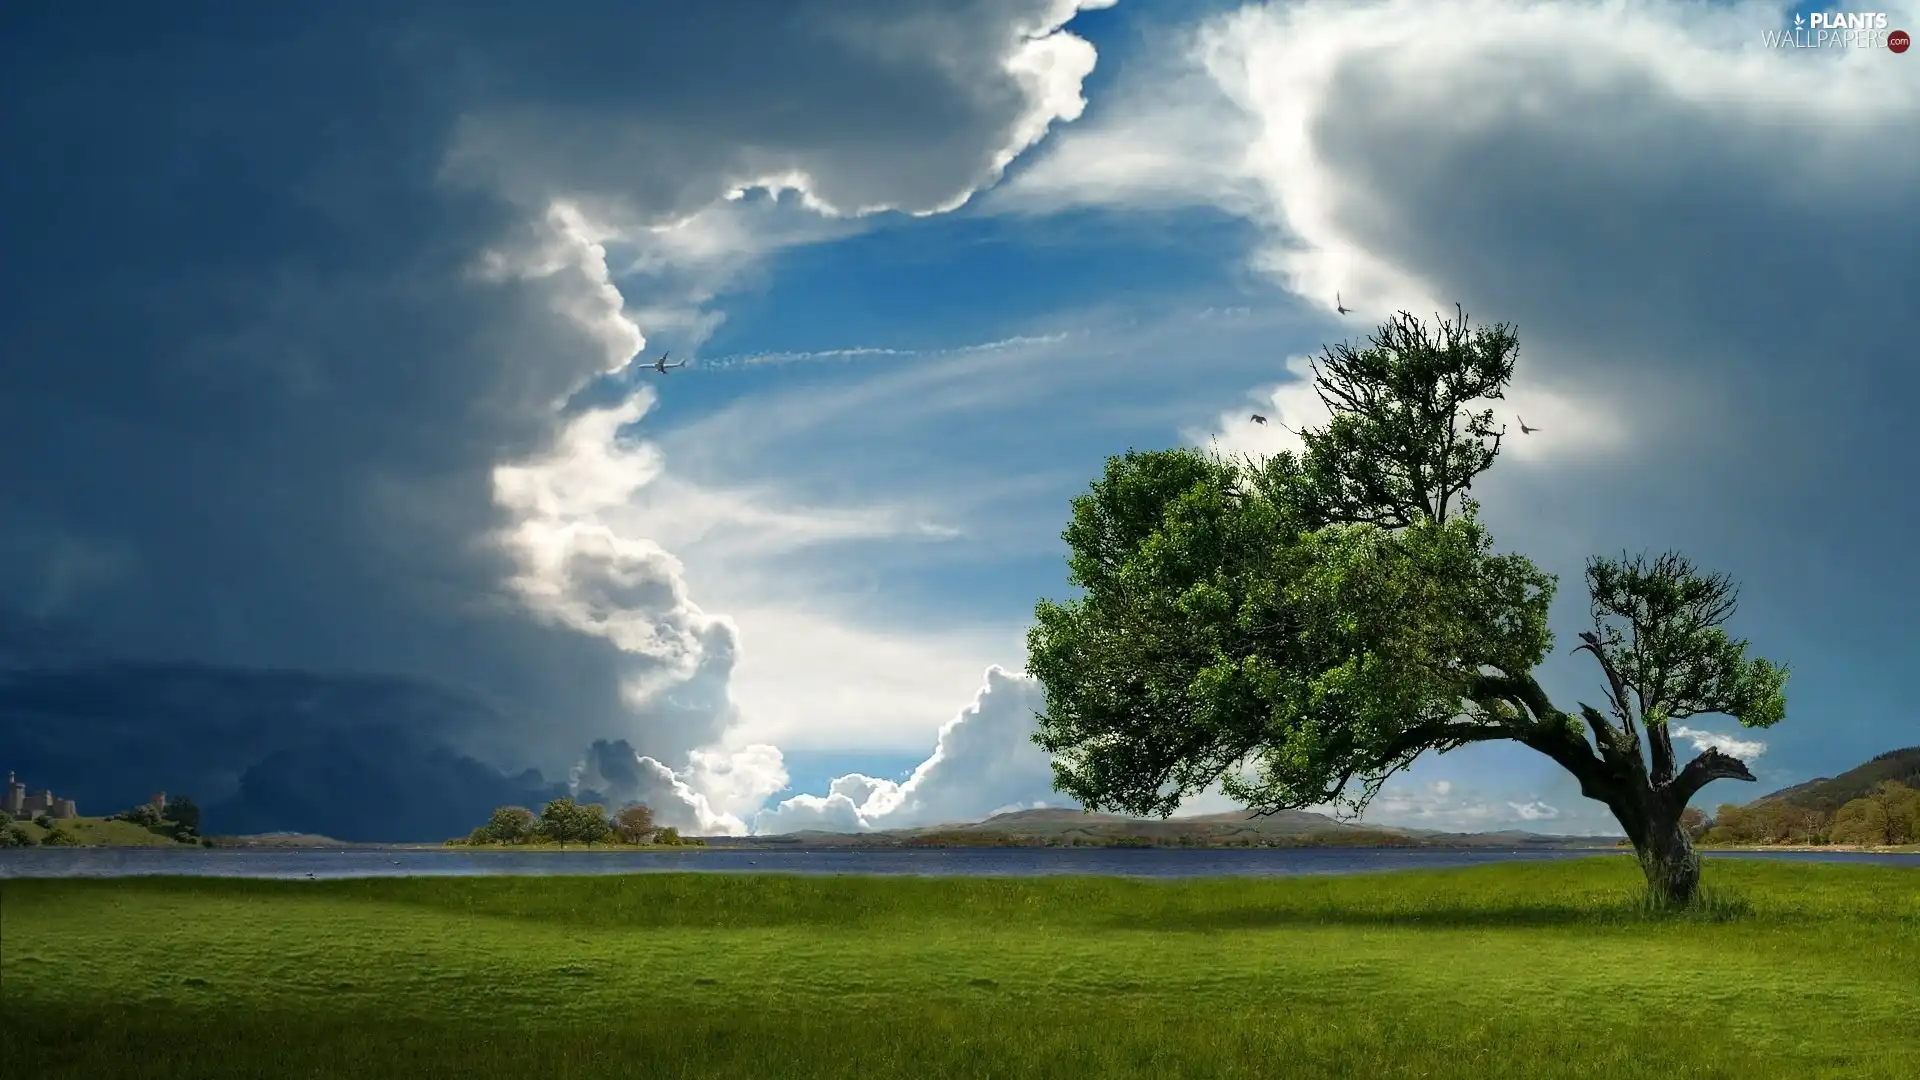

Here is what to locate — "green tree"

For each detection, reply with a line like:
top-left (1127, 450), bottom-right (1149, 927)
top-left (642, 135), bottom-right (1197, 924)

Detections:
top-left (1679, 806), bottom-right (1710, 841)
top-left (538, 798), bottom-right (582, 843)
top-left (481, 805), bottom-right (536, 844)
top-left (1866, 780), bottom-right (1917, 844)
top-left (575, 803), bottom-right (613, 845)
top-left (655, 825), bottom-right (682, 846)
top-left (537, 797), bottom-right (612, 845)
top-left (1831, 782), bottom-right (1918, 846)
top-left (0, 823), bottom-right (35, 847)
top-left (612, 803), bottom-right (657, 844)
top-left (1703, 802), bottom-right (1755, 844)
top-left (1029, 308), bottom-right (1788, 908)
top-left (163, 795), bottom-right (201, 834)
top-left (39, 827), bottom-right (79, 846)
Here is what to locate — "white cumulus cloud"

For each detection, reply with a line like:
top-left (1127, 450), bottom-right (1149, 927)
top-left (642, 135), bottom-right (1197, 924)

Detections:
top-left (1507, 800), bottom-right (1561, 822)
top-left (1671, 725), bottom-right (1768, 761)
top-left (753, 665), bottom-right (1058, 832)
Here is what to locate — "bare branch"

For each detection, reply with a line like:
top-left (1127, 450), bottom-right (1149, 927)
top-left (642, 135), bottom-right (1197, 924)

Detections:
top-left (1577, 704), bottom-right (1625, 756)
top-left (1669, 747), bottom-right (1756, 810)
top-left (1575, 631), bottom-right (1644, 762)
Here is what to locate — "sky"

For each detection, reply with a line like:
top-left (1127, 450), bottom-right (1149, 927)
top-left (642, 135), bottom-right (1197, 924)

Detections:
top-left (1, 0), bottom-right (1915, 841)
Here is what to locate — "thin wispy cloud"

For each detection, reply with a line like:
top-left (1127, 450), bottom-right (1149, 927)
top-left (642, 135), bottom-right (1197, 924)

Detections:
top-left (690, 332), bottom-right (1072, 372)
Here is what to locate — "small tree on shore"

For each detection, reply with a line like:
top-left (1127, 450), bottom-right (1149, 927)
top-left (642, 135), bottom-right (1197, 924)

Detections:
top-left (479, 805), bottom-right (536, 844)
top-left (575, 804), bottom-right (613, 845)
top-left (163, 795), bottom-right (201, 834)
top-left (1028, 308), bottom-right (1787, 908)
top-left (612, 803), bottom-right (657, 844)
top-left (1679, 806), bottom-right (1709, 841)
top-left (537, 797), bottom-right (612, 845)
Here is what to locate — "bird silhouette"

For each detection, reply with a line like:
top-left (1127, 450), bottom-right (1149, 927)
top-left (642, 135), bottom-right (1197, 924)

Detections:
top-left (1335, 293), bottom-right (1351, 315)
top-left (1251, 414), bottom-right (1268, 425)
top-left (1517, 416), bottom-right (1540, 434)
top-left (649, 351), bottom-right (688, 374)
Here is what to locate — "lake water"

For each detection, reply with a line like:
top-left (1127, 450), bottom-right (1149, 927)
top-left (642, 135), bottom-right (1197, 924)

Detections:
top-left (2, 846), bottom-right (1914, 881)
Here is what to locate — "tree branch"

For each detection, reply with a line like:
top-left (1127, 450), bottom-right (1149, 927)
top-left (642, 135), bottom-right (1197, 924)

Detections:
top-left (1576, 704), bottom-right (1625, 755)
top-left (1376, 720), bottom-right (1512, 764)
top-left (1668, 747), bottom-right (1755, 809)
top-left (1474, 673), bottom-right (1621, 805)
top-left (1646, 723), bottom-right (1679, 787)
top-left (1575, 631), bottom-right (1644, 761)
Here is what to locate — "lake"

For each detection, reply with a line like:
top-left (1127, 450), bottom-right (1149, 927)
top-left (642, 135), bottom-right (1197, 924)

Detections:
top-left (2, 845), bottom-right (1915, 880)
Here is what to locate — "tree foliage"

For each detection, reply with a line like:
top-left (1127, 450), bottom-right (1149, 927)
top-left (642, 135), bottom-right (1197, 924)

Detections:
top-left (1828, 782), bottom-right (1918, 846)
top-left (1679, 806), bottom-right (1709, 841)
top-left (1030, 451), bottom-right (1554, 818)
top-left (537, 798), bottom-right (612, 845)
top-left (1029, 306), bottom-right (1790, 905)
top-left (1576, 552), bottom-right (1786, 785)
top-left (476, 805), bottom-right (536, 844)
top-left (459, 801), bottom-right (673, 846)
top-left (612, 803), bottom-right (657, 845)
top-left (1295, 310), bottom-right (1518, 528)
top-left (162, 795), bottom-right (201, 834)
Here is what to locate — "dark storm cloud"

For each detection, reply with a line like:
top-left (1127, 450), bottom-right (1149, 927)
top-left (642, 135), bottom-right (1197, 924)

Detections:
top-left (0, 1), bottom-right (1105, 837)
top-left (1304, 48), bottom-right (1920, 752)
top-left (1002, 1), bottom-right (1918, 803)
top-left (1189, 4), bottom-right (1920, 779)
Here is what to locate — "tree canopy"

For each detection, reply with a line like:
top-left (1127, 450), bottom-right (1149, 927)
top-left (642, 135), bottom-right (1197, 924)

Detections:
top-left (1028, 307), bottom-right (1788, 905)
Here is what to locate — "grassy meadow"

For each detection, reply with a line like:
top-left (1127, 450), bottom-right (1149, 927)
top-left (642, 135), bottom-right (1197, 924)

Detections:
top-left (12, 815), bottom-right (194, 847)
top-left (2, 857), bottom-right (1915, 1079)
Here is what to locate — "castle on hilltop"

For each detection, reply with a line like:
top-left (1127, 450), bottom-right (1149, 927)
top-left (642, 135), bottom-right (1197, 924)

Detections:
top-left (5, 771), bottom-right (78, 820)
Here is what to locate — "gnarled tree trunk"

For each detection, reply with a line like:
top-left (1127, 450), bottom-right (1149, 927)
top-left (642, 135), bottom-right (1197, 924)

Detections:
top-left (1588, 742), bottom-right (1753, 908)
top-left (1595, 783), bottom-right (1700, 907)
top-left (1624, 803), bottom-right (1700, 907)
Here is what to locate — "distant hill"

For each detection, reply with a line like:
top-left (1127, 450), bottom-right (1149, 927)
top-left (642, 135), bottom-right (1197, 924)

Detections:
top-left (11, 816), bottom-right (196, 848)
top-left (718, 806), bottom-right (1610, 850)
top-left (204, 831), bottom-right (355, 849)
top-left (1752, 747), bottom-right (1920, 813)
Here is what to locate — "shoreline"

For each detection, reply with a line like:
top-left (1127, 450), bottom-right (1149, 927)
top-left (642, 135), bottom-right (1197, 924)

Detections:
top-left (11, 836), bottom-right (1913, 855)
top-left (13, 840), bottom-right (1631, 854)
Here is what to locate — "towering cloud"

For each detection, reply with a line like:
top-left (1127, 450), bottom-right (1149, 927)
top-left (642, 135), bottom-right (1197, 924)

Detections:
top-left (754, 667), bottom-right (1057, 833)
top-left (0, 1), bottom-right (1112, 836)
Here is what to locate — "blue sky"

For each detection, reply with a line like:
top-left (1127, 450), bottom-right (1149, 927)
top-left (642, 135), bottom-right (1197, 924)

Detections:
top-left (2, 0), bottom-right (1915, 840)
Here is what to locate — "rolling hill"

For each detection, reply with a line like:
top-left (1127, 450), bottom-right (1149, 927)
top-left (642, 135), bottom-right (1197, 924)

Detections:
top-left (1750, 746), bottom-right (1920, 813)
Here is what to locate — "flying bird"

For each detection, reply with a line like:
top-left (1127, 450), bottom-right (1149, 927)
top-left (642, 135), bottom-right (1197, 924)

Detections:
top-left (1251, 414), bottom-right (1268, 425)
top-left (1517, 416), bottom-right (1540, 434)
top-left (648, 351), bottom-right (687, 374)
top-left (1335, 293), bottom-right (1351, 315)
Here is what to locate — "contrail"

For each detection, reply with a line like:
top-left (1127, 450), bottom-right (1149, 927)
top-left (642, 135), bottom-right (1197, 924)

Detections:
top-left (697, 346), bottom-right (917, 372)
top-left (689, 332), bottom-right (1072, 373)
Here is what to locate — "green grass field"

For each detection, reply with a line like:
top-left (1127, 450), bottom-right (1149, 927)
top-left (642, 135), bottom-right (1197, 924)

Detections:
top-left (2, 858), bottom-right (1915, 1079)
top-left (12, 815), bottom-right (193, 847)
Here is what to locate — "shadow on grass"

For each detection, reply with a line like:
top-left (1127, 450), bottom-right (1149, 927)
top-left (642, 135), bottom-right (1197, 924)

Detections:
top-left (1122, 887), bottom-right (1755, 932)
top-left (0, 996), bottom-right (1802, 1080)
